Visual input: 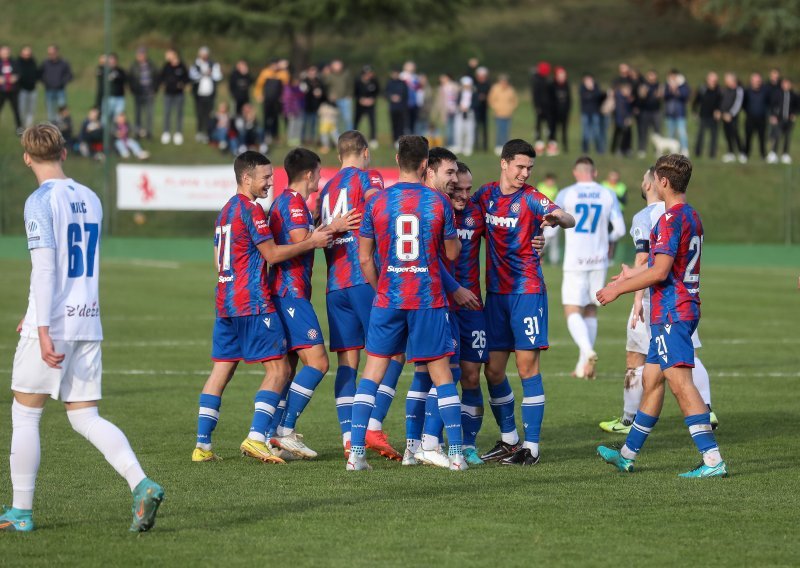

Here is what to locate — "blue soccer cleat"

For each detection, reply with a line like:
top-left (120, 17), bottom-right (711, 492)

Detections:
top-left (130, 478), bottom-right (165, 532)
top-left (463, 447), bottom-right (484, 466)
top-left (597, 445), bottom-right (635, 472)
top-left (679, 461), bottom-right (728, 478)
top-left (0, 506), bottom-right (34, 532)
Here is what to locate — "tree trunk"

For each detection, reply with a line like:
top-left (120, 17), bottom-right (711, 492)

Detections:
top-left (288, 21), bottom-right (314, 73)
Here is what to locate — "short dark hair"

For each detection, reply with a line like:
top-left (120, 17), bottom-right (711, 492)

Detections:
top-left (456, 161), bottom-right (471, 175)
top-left (284, 147), bottom-right (321, 183)
top-left (654, 154), bottom-right (692, 193)
top-left (337, 130), bottom-right (368, 158)
top-left (544, 172), bottom-right (556, 179)
top-left (501, 139), bottom-right (536, 162)
top-left (234, 151), bottom-right (270, 184)
top-left (397, 135), bottom-right (429, 172)
top-left (574, 155), bottom-right (595, 168)
top-left (427, 147), bottom-right (458, 173)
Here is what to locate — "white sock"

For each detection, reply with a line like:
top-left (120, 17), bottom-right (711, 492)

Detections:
top-left (248, 431), bottom-right (266, 443)
top-left (10, 401), bottom-right (43, 511)
top-left (692, 357), bottom-right (712, 406)
top-left (67, 407), bottom-right (146, 492)
top-left (623, 366), bottom-right (644, 422)
top-left (276, 425), bottom-right (293, 437)
top-left (585, 316), bottom-right (598, 347)
top-left (367, 418), bottom-right (382, 431)
top-left (421, 433), bottom-right (439, 451)
top-left (703, 449), bottom-right (722, 467)
top-left (522, 441), bottom-right (539, 457)
top-left (501, 430), bottom-right (520, 445)
top-left (196, 442), bottom-right (211, 451)
top-left (342, 432), bottom-right (351, 446)
top-left (620, 444), bottom-right (637, 460)
top-left (406, 438), bottom-right (421, 453)
top-left (567, 313), bottom-right (594, 355)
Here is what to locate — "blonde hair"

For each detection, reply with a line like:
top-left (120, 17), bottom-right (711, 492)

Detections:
top-left (21, 123), bottom-right (66, 163)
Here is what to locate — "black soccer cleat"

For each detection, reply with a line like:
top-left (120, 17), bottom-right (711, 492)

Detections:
top-left (480, 440), bottom-right (519, 462)
top-left (499, 447), bottom-right (540, 467)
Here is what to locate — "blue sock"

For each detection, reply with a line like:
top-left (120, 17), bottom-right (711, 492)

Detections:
top-left (370, 359), bottom-right (403, 429)
top-left (350, 378), bottom-right (379, 456)
top-left (196, 393), bottom-right (221, 448)
top-left (460, 387), bottom-right (484, 448)
top-left (622, 410), bottom-right (659, 459)
top-left (488, 377), bottom-right (517, 439)
top-left (249, 390), bottom-right (281, 442)
top-left (280, 366), bottom-right (325, 431)
top-left (685, 413), bottom-right (719, 455)
top-left (521, 374), bottom-right (545, 453)
top-left (267, 382), bottom-right (290, 438)
top-left (334, 366), bottom-right (357, 438)
top-left (423, 386), bottom-right (443, 447)
top-left (405, 369), bottom-right (431, 445)
top-left (436, 382), bottom-right (463, 454)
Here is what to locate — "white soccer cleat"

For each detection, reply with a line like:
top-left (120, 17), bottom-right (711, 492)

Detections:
top-left (584, 350), bottom-right (598, 380)
top-left (271, 432), bottom-right (318, 459)
top-left (414, 448), bottom-right (451, 469)
top-left (449, 453), bottom-right (469, 471)
top-left (402, 448), bottom-right (419, 466)
top-left (573, 356), bottom-right (586, 379)
top-left (346, 453), bottom-right (372, 471)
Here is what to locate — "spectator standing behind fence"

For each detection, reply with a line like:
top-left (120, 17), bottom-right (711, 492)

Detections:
top-left (129, 47), bottom-right (157, 139)
top-left (282, 77), bottom-right (304, 147)
top-left (40, 45), bottom-right (73, 121)
top-left (400, 61), bottom-right (421, 135)
top-left (325, 59), bottom-right (352, 132)
top-left (300, 66), bottom-right (325, 145)
top-left (437, 73), bottom-right (458, 147)
top-left (473, 66), bottom-right (490, 152)
top-left (55, 105), bottom-right (75, 149)
top-left (611, 83), bottom-right (634, 157)
top-left (602, 170), bottom-right (627, 211)
top-left (210, 101), bottom-right (235, 153)
top-left (100, 54), bottom-right (127, 122)
top-left (17, 46), bottom-right (38, 128)
top-left (766, 67), bottom-right (782, 101)
top-left (488, 73), bottom-right (518, 155)
top-left (385, 67), bottom-right (407, 146)
top-left (254, 59), bottom-right (288, 147)
top-left (189, 46), bottom-right (222, 143)
top-left (767, 78), bottom-right (798, 164)
top-left (693, 72), bottom-right (722, 159)
top-left (744, 72), bottom-right (769, 162)
top-left (663, 69), bottom-right (690, 154)
top-left (531, 61), bottom-right (553, 149)
top-left (234, 103), bottom-right (264, 153)
top-left (159, 49), bottom-right (188, 146)
top-left (318, 100), bottom-right (339, 154)
top-left (452, 75), bottom-right (476, 156)
top-left (635, 70), bottom-right (662, 158)
top-left (552, 66), bottom-right (571, 155)
top-left (720, 72), bottom-right (745, 163)
top-left (580, 73), bottom-right (605, 153)
top-left (228, 60), bottom-right (253, 117)
top-left (354, 65), bottom-right (379, 148)
top-left (0, 45), bottom-right (22, 133)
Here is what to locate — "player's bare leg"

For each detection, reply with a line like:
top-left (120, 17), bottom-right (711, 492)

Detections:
top-left (193, 362), bottom-right (238, 461)
top-left (564, 304), bottom-right (597, 379)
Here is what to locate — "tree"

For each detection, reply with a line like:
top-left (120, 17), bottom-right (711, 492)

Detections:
top-left (121, 0), bottom-right (484, 72)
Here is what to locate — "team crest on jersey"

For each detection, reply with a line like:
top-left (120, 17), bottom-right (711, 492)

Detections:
top-left (308, 329), bottom-right (319, 340)
top-left (287, 307), bottom-right (296, 318)
top-left (464, 216), bottom-right (475, 227)
top-left (511, 202), bottom-right (521, 213)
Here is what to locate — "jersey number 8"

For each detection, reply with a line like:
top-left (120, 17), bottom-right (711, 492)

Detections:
top-left (395, 214), bottom-right (420, 261)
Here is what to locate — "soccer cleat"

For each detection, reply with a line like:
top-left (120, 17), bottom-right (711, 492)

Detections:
top-left (449, 453), bottom-right (469, 471)
top-left (499, 447), bottom-right (540, 466)
top-left (191, 448), bottom-right (222, 462)
top-left (240, 438), bottom-right (286, 464)
top-left (401, 448), bottom-right (419, 466)
top-left (0, 507), bottom-right (34, 532)
top-left (346, 453), bottom-right (372, 471)
top-left (480, 440), bottom-right (519, 462)
top-left (599, 417), bottom-right (632, 434)
top-left (270, 433), bottom-right (318, 460)
top-left (463, 447), bottom-right (484, 466)
top-left (414, 448), bottom-right (451, 469)
top-left (597, 445), bottom-right (635, 472)
top-left (365, 430), bottom-right (403, 461)
top-left (129, 478), bottom-right (165, 532)
top-left (710, 411), bottom-right (719, 430)
top-left (678, 461), bottom-right (728, 478)
top-left (584, 351), bottom-right (598, 380)
top-left (343, 440), bottom-right (351, 459)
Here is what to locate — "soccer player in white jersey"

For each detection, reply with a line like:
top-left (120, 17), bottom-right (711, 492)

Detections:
top-left (553, 156), bottom-right (625, 378)
top-left (599, 167), bottom-right (717, 434)
top-left (1, 124), bottom-right (164, 533)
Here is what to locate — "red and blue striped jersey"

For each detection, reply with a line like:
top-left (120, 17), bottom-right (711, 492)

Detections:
top-left (472, 182), bottom-right (559, 295)
top-left (649, 203), bottom-right (703, 324)
top-left (214, 193), bottom-right (275, 318)
top-left (451, 202), bottom-right (485, 311)
top-left (318, 166), bottom-right (384, 292)
top-left (267, 189), bottom-right (315, 300)
top-left (361, 182), bottom-right (457, 309)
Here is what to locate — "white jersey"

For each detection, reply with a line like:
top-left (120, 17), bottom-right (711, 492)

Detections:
top-left (629, 201), bottom-right (666, 304)
top-left (21, 178), bottom-right (103, 341)
top-left (556, 181), bottom-right (626, 271)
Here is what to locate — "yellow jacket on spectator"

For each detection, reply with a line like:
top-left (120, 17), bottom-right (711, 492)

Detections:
top-left (488, 82), bottom-right (518, 119)
top-left (253, 67), bottom-right (290, 103)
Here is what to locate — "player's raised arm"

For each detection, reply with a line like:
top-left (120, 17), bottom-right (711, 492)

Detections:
top-left (596, 254), bottom-right (674, 305)
top-left (543, 208), bottom-right (575, 229)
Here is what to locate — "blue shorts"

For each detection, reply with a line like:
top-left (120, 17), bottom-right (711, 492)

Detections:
top-left (455, 309), bottom-right (489, 363)
top-left (366, 307), bottom-right (454, 363)
top-left (646, 319), bottom-right (698, 370)
top-left (272, 295), bottom-right (325, 352)
top-left (326, 284), bottom-right (375, 352)
top-left (212, 313), bottom-right (287, 363)
top-left (485, 292), bottom-right (549, 352)
top-left (447, 310), bottom-right (461, 364)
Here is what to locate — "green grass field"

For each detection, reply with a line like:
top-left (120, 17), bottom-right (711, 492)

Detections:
top-left (0, 240), bottom-right (798, 566)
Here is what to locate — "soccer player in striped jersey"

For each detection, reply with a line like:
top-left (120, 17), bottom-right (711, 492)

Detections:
top-left (317, 131), bottom-right (405, 461)
top-left (265, 148), bottom-right (360, 459)
top-left (193, 152), bottom-right (332, 465)
top-left (347, 135), bottom-right (466, 471)
top-left (472, 139), bottom-right (575, 467)
top-left (596, 154), bottom-right (727, 478)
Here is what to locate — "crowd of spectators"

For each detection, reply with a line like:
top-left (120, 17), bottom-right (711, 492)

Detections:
top-left (0, 45), bottom-right (797, 165)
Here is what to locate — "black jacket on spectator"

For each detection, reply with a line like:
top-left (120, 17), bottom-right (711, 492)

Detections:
top-left (385, 77), bottom-right (408, 111)
top-left (720, 85), bottom-right (744, 116)
top-left (228, 69), bottom-right (253, 107)
top-left (40, 58), bottom-right (73, 90)
top-left (531, 73), bottom-right (552, 113)
top-left (95, 65), bottom-right (126, 106)
top-left (159, 62), bottom-right (189, 95)
top-left (301, 76), bottom-right (327, 114)
top-left (769, 88), bottom-right (800, 121)
top-left (744, 87), bottom-right (770, 118)
top-left (129, 59), bottom-right (157, 97)
top-left (552, 80), bottom-right (571, 119)
top-left (579, 84), bottom-right (605, 115)
top-left (0, 57), bottom-right (20, 92)
top-left (355, 76), bottom-right (379, 102)
top-left (637, 81), bottom-right (661, 113)
top-left (693, 85), bottom-right (722, 119)
top-left (17, 56), bottom-right (39, 91)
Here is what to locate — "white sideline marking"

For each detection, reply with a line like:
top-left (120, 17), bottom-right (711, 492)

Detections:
top-left (105, 259), bottom-right (182, 269)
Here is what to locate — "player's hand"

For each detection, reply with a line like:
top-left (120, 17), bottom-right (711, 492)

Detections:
top-left (16, 317), bottom-right (24, 333)
top-left (541, 213), bottom-right (560, 228)
top-left (328, 209), bottom-right (361, 233)
top-left (38, 329), bottom-right (65, 369)
top-left (596, 285), bottom-right (620, 306)
top-left (531, 235), bottom-right (545, 253)
top-left (631, 299), bottom-right (644, 329)
top-left (310, 229), bottom-right (333, 249)
top-left (453, 286), bottom-right (481, 310)
top-left (611, 263), bottom-right (634, 284)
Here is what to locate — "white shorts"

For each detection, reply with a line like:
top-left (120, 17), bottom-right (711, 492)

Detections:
top-left (12, 337), bottom-right (102, 402)
top-left (626, 301), bottom-right (702, 355)
top-left (561, 269), bottom-right (607, 307)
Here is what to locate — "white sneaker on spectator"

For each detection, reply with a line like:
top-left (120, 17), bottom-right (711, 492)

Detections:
top-left (722, 153), bottom-right (735, 163)
top-left (161, 132), bottom-right (171, 144)
top-left (781, 153), bottom-right (792, 164)
top-left (738, 153), bottom-right (748, 164)
top-left (494, 145), bottom-right (502, 156)
top-left (138, 150), bottom-right (150, 160)
top-left (259, 143), bottom-right (268, 154)
top-left (173, 132), bottom-right (184, 145)
top-left (369, 139), bottom-right (379, 149)
top-left (767, 151), bottom-right (778, 164)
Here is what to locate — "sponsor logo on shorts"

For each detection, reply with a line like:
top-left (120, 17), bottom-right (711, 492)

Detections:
top-left (528, 336), bottom-right (537, 345)
top-left (387, 265), bottom-right (428, 273)
top-left (664, 324), bottom-right (672, 334)
top-left (66, 302), bottom-right (100, 318)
